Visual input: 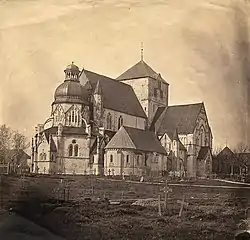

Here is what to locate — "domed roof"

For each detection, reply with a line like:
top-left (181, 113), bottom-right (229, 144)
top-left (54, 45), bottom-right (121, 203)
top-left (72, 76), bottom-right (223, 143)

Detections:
top-left (65, 62), bottom-right (79, 72)
top-left (54, 80), bottom-right (88, 104)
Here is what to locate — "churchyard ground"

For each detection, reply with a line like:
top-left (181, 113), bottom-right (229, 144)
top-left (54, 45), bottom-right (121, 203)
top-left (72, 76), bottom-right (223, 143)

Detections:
top-left (1, 175), bottom-right (250, 239)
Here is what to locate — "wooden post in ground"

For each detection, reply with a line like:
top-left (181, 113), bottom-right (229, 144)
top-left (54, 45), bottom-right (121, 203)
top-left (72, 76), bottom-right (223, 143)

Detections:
top-left (177, 196), bottom-right (189, 217)
top-left (121, 190), bottom-right (124, 200)
top-left (163, 180), bottom-right (172, 211)
top-left (158, 194), bottom-right (162, 217)
top-left (67, 186), bottom-right (70, 201)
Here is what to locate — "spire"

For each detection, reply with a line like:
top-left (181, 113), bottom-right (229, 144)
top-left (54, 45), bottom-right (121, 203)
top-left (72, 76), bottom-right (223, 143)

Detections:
top-left (141, 42), bottom-right (144, 61)
top-left (94, 81), bottom-right (102, 95)
top-left (172, 128), bottom-right (179, 141)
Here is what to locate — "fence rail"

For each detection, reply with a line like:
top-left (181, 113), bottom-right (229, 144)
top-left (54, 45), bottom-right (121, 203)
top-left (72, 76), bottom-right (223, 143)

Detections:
top-left (0, 164), bottom-right (8, 174)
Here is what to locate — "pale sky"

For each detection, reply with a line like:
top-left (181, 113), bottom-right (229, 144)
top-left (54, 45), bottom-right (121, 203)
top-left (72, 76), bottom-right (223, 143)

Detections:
top-left (1, 0), bottom-right (250, 149)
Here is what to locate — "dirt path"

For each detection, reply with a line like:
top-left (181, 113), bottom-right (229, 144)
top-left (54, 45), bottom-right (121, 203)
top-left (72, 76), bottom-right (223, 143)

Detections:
top-left (98, 178), bottom-right (250, 190)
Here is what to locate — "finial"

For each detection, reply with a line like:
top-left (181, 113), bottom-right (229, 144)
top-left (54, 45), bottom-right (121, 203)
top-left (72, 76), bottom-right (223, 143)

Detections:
top-left (225, 139), bottom-right (228, 147)
top-left (141, 42), bottom-right (144, 61)
top-left (72, 61), bottom-right (74, 65)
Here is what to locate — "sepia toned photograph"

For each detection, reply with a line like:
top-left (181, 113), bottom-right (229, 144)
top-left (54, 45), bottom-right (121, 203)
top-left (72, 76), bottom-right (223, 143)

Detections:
top-left (1, 0), bottom-right (250, 239)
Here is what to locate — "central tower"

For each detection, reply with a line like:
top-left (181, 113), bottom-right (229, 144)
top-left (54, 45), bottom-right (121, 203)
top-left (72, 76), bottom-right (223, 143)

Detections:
top-left (116, 47), bottom-right (169, 127)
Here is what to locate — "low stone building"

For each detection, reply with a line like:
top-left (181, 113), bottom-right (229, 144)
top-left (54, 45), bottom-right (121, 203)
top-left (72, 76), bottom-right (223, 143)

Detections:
top-left (104, 126), bottom-right (167, 176)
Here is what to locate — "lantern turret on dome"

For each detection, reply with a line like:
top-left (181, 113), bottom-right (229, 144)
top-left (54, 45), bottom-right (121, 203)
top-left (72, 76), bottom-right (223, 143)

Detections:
top-left (64, 61), bottom-right (80, 81)
top-left (53, 62), bottom-right (89, 105)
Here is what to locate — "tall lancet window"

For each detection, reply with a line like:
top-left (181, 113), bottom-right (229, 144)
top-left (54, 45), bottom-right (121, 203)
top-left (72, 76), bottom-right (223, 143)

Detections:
top-left (72, 110), bottom-right (75, 123)
top-left (118, 116), bottom-right (123, 129)
top-left (74, 144), bottom-right (79, 156)
top-left (200, 127), bottom-right (205, 146)
top-left (69, 144), bottom-right (73, 157)
top-left (107, 113), bottom-right (112, 130)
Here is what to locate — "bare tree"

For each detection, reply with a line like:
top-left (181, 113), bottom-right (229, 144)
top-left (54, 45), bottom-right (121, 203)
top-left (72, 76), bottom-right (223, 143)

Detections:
top-left (0, 125), bottom-right (29, 166)
top-left (233, 142), bottom-right (250, 176)
top-left (11, 130), bottom-right (29, 150)
top-left (212, 146), bottom-right (223, 156)
top-left (10, 129), bottom-right (30, 167)
top-left (0, 125), bottom-right (12, 164)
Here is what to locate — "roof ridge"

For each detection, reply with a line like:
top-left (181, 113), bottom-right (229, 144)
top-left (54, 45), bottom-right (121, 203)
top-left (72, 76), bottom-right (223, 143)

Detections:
top-left (83, 69), bottom-right (133, 88)
top-left (168, 102), bottom-right (203, 108)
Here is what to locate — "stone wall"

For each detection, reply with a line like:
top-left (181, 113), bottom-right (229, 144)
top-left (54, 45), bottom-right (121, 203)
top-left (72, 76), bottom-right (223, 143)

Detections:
top-left (104, 149), bottom-right (167, 176)
top-left (102, 108), bottom-right (146, 131)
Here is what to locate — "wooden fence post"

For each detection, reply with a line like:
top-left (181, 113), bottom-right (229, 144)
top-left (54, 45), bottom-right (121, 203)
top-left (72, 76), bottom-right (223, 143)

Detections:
top-left (158, 194), bottom-right (162, 217)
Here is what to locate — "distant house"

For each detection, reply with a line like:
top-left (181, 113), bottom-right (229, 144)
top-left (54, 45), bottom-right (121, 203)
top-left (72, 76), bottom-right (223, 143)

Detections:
top-left (6, 149), bottom-right (31, 173)
top-left (214, 146), bottom-right (250, 176)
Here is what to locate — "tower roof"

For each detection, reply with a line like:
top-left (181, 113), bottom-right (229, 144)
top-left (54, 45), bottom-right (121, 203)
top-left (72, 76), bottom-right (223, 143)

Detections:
top-left (116, 60), bottom-right (168, 84)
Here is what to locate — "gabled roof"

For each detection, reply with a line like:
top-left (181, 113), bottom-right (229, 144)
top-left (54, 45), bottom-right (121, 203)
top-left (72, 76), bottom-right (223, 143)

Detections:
top-left (79, 70), bottom-right (147, 119)
top-left (105, 126), bottom-right (167, 155)
top-left (217, 146), bottom-right (234, 157)
top-left (153, 103), bottom-right (204, 135)
top-left (7, 149), bottom-right (31, 160)
top-left (197, 147), bottom-right (211, 160)
top-left (116, 60), bottom-right (168, 84)
top-left (163, 131), bottom-right (186, 152)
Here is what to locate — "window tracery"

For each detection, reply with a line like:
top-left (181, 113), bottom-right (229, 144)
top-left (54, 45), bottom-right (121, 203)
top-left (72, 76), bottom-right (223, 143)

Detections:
top-left (118, 116), bottom-right (123, 129)
top-left (107, 113), bottom-right (112, 130)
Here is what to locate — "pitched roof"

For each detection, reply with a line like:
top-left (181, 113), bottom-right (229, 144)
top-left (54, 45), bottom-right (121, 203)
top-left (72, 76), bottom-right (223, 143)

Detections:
top-left (105, 126), bottom-right (166, 155)
top-left (197, 147), bottom-right (211, 160)
top-left (7, 149), bottom-right (31, 160)
top-left (154, 103), bottom-right (204, 135)
top-left (80, 70), bottom-right (147, 119)
top-left (163, 131), bottom-right (186, 152)
top-left (116, 60), bottom-right (168, 84)
top-left (217, 146), bottom-right (234, 157)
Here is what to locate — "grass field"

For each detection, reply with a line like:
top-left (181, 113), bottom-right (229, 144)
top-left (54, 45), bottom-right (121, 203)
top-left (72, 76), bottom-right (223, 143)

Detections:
top-left (1, 175), bottom-right (250, 239)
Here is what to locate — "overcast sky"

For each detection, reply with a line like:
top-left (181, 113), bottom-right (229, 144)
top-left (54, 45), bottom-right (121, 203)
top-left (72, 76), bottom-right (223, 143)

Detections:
top-left (1, 0), bottom-right (250, 149)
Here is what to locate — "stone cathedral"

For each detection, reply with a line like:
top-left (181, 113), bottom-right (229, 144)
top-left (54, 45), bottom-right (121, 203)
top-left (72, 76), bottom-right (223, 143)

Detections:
top-left (31, 55), bottom-right (213, 178)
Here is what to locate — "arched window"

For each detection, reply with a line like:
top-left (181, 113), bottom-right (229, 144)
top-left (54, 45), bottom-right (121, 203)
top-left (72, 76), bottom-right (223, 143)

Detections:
top-left (74, 144), bottom-right (79, 156)
top-left (39, 153), bottom-right (43, 160)
top-left (75, 113), bottom-right (77, 124)
top-left (69, 113), bottom-right (72, 124)
top-left (136, 155), bottom-right (140, 166)
top-left (110, 155), bottom-right (113, 163)
top-left (72, 110), bottom-right (75, 122)
top-left (44, 153), bottom-right (46, 160)
top-left (107, 113), bottom-right (112, 130)
top-left (69, 144), bottom-right (73, 156)
top-left (118, 116), bottom-right (123, 129)
top-left (200, 127), bottom-right (204, 146)
top-left (126, 155), bottom-right (129, 163)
